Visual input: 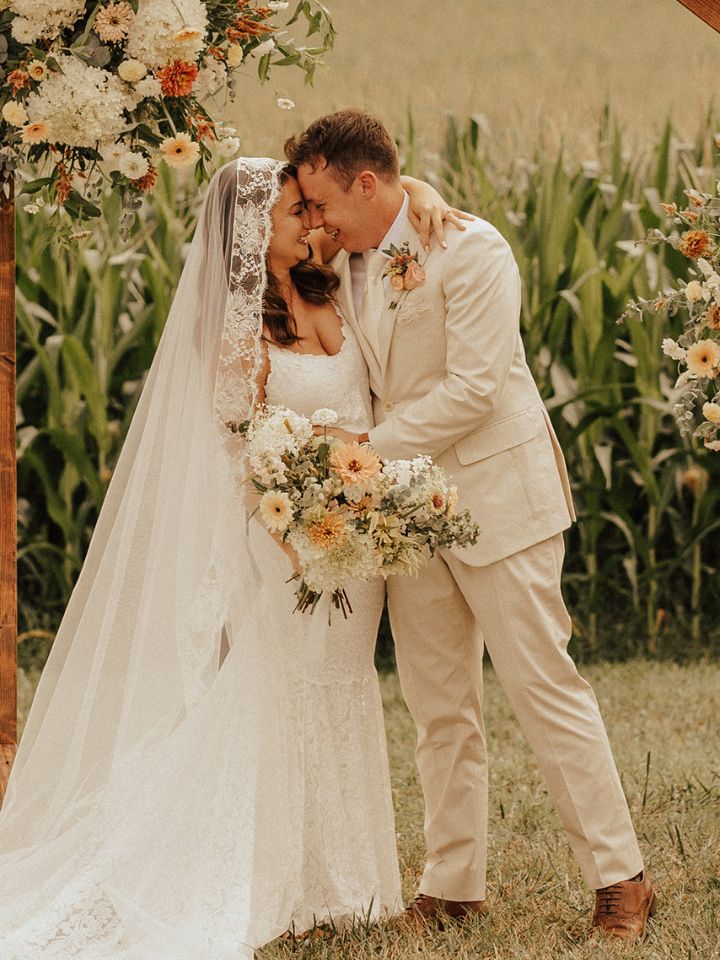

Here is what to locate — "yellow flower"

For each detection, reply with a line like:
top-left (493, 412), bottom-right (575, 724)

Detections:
top-left (26, 60), bottom-right (47, 81)
top-left (118, 59), bottom-right (147, 83)
top-left (686, 340), bottom-right (720, 377)
top-left (330, 441), bottom-right (382, 486)
top-left (227, 44), bottom-right (244, 67)
top-left (702, 401), bottom-right (720, 425)
top-left (159, 132), bottom-right (200, 168)
top-left (307, 513), bottom-right (347, 550)
top-left (259, 490), bottom-right (293, 532)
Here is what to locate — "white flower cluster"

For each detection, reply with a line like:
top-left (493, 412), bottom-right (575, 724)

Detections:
top-left (10, 0), bottom-right (85, 43)
top-left (288, 526), bottom-right (381, 593)
top-left (125, 0), bottom-right (208, 68)
top-left (245, 405), bottom-right (314, 462)
top-left (26, 55), bottom-right (134, 147)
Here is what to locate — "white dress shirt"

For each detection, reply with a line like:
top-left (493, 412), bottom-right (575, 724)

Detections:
top-left (348, 191), bottom-right (410, 318)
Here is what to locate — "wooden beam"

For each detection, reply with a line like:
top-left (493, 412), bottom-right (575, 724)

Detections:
top-left (676, 0), bottom-right (720, 32)
top-left (0, 172), bottom-right (17, 807)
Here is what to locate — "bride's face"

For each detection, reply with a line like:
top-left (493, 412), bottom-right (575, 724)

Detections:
top-left (267, 176), bottom-right (311, 272)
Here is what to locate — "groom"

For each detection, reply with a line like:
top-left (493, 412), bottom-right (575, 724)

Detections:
top-left (285, 110), bottom-right (655, 941)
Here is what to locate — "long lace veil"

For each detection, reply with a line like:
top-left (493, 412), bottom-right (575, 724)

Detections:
top-left (0, 158), bottom-right (301, 958)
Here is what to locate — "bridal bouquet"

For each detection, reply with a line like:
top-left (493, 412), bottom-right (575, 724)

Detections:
top-left (237, 405), bottom-right (479, 617)
top-left (623, 186), bottom-right (720, 451)
top-left (0, 0), bottom-right (334, 230)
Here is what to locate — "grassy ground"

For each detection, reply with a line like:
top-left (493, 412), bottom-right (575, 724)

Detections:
top-left (258, 661), bottom-right (720, 960)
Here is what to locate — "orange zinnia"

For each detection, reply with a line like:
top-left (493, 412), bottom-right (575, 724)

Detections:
top-left (157, 60), bottom-right (198, 98)
top-left (307, 513), bottom-right (347, 550)
top-left (705, 304), bottom-right (720, 330)
top-left (7, 70), bottom-right (30, 94)
top-left (330, 442), bottom-right (382, 486)
top-left (679, 229), bottom-right (712, 259)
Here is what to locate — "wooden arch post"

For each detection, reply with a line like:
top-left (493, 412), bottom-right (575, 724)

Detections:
top-left (0, 171), bottom-right (16, 808)
top-left (676, 0), bottom-right (720, 31)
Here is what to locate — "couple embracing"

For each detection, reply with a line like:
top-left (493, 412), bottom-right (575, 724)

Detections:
top-left (0, 110), bottom-right (655, 957)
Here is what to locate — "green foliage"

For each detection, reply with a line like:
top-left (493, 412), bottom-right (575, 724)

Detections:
top-left (16, 114), bottom-right (720, 660)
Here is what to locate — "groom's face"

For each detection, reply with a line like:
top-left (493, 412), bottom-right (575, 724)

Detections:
top-left (297, 161), bottom-right (378, 253)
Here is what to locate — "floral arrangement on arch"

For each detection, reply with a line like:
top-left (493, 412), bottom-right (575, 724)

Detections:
top-left (623, 186), bottom-right (720, 452)
top-left (0, 0), bottom-right (335, 232)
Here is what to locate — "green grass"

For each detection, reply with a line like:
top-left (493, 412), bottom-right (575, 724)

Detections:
top-left (256, 661), bottom-right (720, 960)
top-left (16, 659), bottom-right (719, 955)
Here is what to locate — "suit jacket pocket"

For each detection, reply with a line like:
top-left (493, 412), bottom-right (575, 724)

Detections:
top-left (454, 408), bottom-right (539, 465)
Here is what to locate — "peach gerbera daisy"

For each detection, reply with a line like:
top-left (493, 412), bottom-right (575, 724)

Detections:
top-left (21, 122), bottom-right (50, 144)
top-left (330, 441), bottom-right (381, 486)
top-left (159, 133), bottom-right (200, 168)
top-left (259, 490), bottom-right (293, 533)
top-left (93, 2), bottom-right (134, 43)
top-left (307, 513), bottom-right (347, 550)
top-left (686, 339), bottom-right (720, 378)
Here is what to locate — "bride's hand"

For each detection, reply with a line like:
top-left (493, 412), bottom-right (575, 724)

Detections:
top-left (401, 175), bottom-right (475, 252)
top-left (312, 425), bottom-right (363, 444)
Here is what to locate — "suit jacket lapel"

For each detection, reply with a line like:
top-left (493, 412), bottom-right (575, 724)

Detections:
top-left (377, 217), bottom-right (424, 378)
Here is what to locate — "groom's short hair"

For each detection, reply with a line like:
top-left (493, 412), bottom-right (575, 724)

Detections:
top-left (284, 109), bottom-right (399, 190)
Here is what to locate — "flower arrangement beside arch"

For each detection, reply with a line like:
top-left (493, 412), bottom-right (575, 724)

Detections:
top-left (0, 0), bottom-right (335, 236)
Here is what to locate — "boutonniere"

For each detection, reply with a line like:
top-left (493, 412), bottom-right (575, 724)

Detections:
top-left (382, 241), bottom-right (426, 309)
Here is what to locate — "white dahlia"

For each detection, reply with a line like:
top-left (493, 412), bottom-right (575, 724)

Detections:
top-left (125, 0), bottom-right (208, 68)
top-left (26, 56), bottom-right (133, 148)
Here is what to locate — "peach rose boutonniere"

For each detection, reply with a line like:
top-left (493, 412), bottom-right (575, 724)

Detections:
top-left (382, 241), bottom-right (426, 309)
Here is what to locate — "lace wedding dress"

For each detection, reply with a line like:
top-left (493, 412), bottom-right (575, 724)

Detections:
top-left (0, 159), bottom-right (402, 959)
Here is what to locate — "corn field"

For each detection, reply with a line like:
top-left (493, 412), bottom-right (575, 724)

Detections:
top-left (15, 115), bottom-right (720, 670)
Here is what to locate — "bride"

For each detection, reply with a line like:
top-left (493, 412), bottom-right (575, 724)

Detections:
top-left (0, 157), bottom-right (465, 958)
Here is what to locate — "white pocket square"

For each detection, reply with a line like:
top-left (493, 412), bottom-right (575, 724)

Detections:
top-left (396, 298), bottom-right (431, 325)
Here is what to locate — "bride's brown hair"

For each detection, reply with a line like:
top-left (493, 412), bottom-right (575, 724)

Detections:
top-left (262, 166), bottom-right (340, 347)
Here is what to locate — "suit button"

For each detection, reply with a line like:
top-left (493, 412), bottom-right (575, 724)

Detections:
top-left (383, 400), bottom-right (394, 412)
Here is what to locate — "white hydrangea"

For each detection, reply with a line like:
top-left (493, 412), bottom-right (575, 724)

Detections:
top-left (246, 406), bottom-right (313, 460)
top-left (134, 75), bottom-right (163, 100)
top-left (10, 0), bottom-right (85, 42)
top-left (125, 0), bottom-right (208, 68)
top-left (26, 56), bottom-right (134, 148)
top-left (195, 59), bottom-right (227, 99)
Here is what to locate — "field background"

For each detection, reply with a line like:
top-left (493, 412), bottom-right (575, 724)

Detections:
top-left (231, 0), bottom-right (720, 158)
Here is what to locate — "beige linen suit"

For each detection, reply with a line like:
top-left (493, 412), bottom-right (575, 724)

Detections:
top-left (332, 211), bottom-right (643, 899)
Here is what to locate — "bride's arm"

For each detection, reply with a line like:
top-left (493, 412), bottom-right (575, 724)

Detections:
top-left (401, 175), bottom-right (474, 252)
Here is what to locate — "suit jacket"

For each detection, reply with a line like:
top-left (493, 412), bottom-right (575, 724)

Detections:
top-left (332, 213), bottom-right (575, 567)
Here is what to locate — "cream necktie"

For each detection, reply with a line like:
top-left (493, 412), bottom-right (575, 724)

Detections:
top-left (361, 249), bottom-right (388, 364)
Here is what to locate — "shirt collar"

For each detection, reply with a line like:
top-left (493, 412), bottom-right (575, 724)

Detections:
top-left (365, 191), bottom-right (410, 265)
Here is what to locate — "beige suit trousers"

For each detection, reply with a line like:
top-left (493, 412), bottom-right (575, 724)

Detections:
top-left (387, 533), bottom-right (643, 900)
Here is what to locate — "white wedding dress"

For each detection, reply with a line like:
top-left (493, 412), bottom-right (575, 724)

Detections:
top-left (0, 313), bottom-right (402, 957)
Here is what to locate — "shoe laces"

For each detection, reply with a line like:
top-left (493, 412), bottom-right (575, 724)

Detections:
top-left (596, 883), bottom-right (625, 916)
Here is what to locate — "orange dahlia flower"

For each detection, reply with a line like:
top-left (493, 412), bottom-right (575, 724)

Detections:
top-left (157, 60), bottom-right (198, 98)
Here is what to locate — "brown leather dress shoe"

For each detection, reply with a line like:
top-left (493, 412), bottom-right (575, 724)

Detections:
top-left (591, 870), bottom-right (657, 941)
top-left (402, 893), bottom-right (486, 929)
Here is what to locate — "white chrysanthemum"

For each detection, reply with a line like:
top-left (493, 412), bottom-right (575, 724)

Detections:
top-left (118, 59), bottom-right (148, 83)
top-left (100, 140), bottom-right (130, 170)
top-left (259, 490), bottom-right (294, 533)
top-left (159, 132), bottom-right (200, 168)
top-left (2, 101), bottom-right (27, 126)
top-left (662, 338), bottom-right (687, 362)
top-left (134, 75), bottom-right (162, 100)
top-left (10, 0), bottom-right (85, 41)
top-left (118, 151), bottom-right (150, 180)
top-left (226, 44), bottom-right (244, 68)
top-left (246, 407), bottom-right (313, 459)
top-left (311, 409), bottom-right (339, 427)
top-left (276, 97), bottom-right (295, 110)
top-left (685, 280), bottom-right (704, 304)
top-left (125, 0), bottom-right (208, 68)
top-left (703, 401), bottom-right (720, 425)
top-left (25, 56), bottom-right (133, 147)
